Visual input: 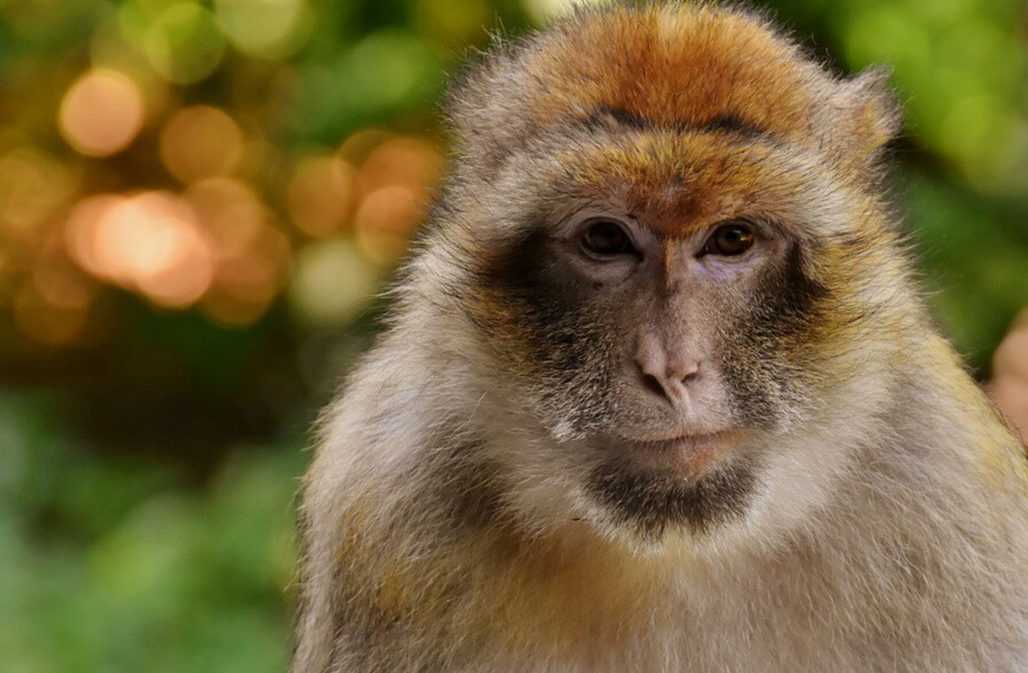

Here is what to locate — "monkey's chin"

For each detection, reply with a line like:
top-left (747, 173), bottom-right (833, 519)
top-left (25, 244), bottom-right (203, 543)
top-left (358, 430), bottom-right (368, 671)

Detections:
top-left (583, 443), bottom-right (759, 543)
top-left (613, 430), bottom-right (746, 479)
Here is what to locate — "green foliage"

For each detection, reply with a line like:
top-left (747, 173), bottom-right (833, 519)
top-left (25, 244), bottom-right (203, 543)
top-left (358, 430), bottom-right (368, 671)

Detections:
top-left (291, 29), bottom-right (444, 144)
top-left (1, 392), bottom-right (304, 672)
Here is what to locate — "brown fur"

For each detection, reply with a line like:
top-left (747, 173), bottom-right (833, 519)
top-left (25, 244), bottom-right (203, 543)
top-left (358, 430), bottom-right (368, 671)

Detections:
top-left (450, 3), bottom-right (897, 181)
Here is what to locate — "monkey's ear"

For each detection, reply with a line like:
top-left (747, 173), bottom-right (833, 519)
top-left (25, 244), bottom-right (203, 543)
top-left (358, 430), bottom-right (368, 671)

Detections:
top-left (829, 66), bottom-right (902, 168)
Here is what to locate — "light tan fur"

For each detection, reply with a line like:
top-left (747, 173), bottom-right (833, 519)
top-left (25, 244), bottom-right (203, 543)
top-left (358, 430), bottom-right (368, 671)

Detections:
top-left (292, 3), bottom-right (1028, 672)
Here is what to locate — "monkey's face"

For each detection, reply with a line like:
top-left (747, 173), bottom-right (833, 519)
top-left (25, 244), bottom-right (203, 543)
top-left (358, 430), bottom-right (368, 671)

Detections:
top-left (450, 121), bottom-right (898, 543)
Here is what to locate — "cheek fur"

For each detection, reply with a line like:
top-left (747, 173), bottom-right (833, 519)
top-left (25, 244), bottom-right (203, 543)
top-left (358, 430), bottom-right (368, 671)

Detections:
top-left (470, 229), bottom-right (625, 435)
top-left (717, 243), bottom-right (831, 428)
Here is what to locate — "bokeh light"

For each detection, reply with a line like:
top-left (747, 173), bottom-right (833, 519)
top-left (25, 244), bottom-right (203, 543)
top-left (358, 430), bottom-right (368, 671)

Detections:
top-left (160, 106), bottom-right (245, 183)
top-left (143, 3), bottom-right (226, 85)
top-left (68, 191), bottom-right (215, 308)
top-left (356, 136), bottom-right (442, 196)
top-left (188, 178), bottom-right (291, 326)
top-left (287, 154), bottom-right (356, 238)
top-left (289, 238), bottom-right (378, 325)
top-left (0, 148), bottom-right (79, 240)
top-left (59, 69), bottom-right (145, 157)
top-left (354, 185), bottom-right (425, 265)
top-left (202, 223), bottom-right (290, 326)
top-left (186, 177), bottom-right (266, 259)
top-left (32, 260), bottom-right (95, 311)
top-left (215, 0), bottom-right (313, 59)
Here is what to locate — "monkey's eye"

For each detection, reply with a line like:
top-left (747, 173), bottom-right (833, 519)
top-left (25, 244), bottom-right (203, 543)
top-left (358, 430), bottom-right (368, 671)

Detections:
top-left (579, 219), bottom-right (636, 259)
top-left (703, 221), bottom-right (755, 257)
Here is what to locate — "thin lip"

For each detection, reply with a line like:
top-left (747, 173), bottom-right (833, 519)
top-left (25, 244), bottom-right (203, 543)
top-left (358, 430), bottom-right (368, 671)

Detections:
top-left (611, 430), bottom-right (745, 477)
top-left (616, 430), bottom-right (741, 450)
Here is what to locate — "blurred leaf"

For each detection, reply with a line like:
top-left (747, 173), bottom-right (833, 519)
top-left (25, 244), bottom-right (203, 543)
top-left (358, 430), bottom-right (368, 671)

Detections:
top-left (290, 30), bottom-right (443, 142)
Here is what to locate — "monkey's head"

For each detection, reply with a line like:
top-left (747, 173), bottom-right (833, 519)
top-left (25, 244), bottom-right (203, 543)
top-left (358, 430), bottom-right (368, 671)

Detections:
top-left (421, 3), bottom-right (912, 546)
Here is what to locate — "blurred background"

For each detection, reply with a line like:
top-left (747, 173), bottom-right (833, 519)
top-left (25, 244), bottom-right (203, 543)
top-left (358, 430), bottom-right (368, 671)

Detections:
top-left (1, 0), bottom-right (1025, 670)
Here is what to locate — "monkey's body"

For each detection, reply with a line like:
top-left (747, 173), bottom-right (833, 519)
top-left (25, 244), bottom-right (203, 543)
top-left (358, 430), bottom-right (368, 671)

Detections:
top-left (294, 4), bottom-right (1028, 672)
top-left (297, 311), bottom-right (1028, 673)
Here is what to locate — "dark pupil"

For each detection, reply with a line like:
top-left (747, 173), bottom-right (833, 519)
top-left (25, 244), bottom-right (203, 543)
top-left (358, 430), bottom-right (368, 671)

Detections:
top-left (583, 221), bottom-right (630, 255)
top-left (714, 225), bottom-right (753, 255)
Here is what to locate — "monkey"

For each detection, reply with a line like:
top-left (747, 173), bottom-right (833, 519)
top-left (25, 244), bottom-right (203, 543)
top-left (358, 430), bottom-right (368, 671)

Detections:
top-left (292, 3), bottom-right (1028, 672)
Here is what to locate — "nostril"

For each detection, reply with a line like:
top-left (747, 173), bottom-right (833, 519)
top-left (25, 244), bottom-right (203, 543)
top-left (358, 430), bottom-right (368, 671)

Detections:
top-left (641, 372), bottom-right (669, 401)
top-left (672, 360), bottom-right (701, 385)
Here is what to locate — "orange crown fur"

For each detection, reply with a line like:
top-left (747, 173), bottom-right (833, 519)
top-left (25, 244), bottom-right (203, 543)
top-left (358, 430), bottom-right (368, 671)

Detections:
top-left (449, 2), bottom-right (900, 179)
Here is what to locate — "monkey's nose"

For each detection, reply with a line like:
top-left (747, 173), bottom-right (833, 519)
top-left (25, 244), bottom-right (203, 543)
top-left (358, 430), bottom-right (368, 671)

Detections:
top-left (634, 333), bottom-right (700, 405)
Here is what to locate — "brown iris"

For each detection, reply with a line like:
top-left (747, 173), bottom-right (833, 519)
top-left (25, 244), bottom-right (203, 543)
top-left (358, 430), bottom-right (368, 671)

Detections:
top-left (580, 219), bottom-right (636, 258)
top-left (704, 221), bottom-right (755, 257)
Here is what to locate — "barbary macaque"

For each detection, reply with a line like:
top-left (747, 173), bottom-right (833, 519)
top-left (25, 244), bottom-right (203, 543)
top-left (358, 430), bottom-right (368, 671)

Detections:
top-left (293, 3), bottom-right (1028, 672)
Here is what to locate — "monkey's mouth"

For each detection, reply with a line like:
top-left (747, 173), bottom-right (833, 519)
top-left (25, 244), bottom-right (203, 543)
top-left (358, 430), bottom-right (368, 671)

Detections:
top-left (612, 430), bottom-right (745, 477)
